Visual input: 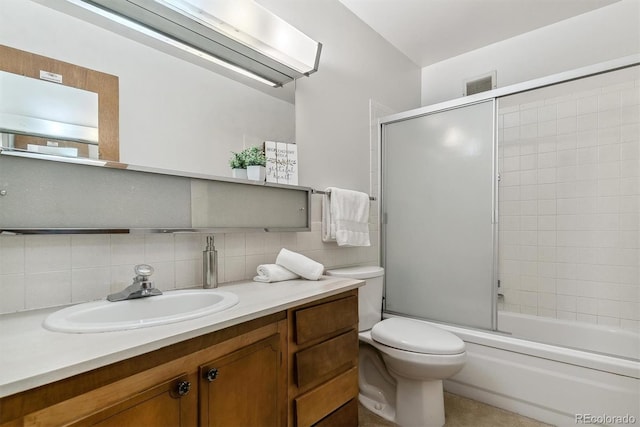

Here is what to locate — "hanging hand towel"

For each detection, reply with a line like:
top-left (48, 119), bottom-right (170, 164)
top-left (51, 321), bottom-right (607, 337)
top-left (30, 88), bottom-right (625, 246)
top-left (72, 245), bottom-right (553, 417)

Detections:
top-left (253, 264), bottom-right (300, 283)
top-left (322, 187), bottom-right (371, 247)
top-left (276, 248), bottom-right (324, 280)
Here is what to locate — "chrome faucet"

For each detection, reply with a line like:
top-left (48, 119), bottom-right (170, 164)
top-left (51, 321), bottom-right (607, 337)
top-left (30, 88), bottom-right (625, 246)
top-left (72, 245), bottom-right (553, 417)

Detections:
top-left (107, 264), bottom-right (162, 302)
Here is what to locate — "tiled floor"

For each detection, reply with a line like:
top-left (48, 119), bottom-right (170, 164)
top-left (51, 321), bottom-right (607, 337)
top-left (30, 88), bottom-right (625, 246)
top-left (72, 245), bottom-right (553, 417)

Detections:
top-left (359, 392), bottom-right (553, 427)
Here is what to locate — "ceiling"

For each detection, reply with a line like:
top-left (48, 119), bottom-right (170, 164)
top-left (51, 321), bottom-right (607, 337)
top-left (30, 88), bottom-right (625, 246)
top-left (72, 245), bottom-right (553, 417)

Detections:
top-left (339, 0), bottom-right (619, 67)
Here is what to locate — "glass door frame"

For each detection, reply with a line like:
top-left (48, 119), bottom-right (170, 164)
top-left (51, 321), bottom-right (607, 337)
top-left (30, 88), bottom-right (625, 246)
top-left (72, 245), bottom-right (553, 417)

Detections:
top-left (378, 54), bottom-right (640, 332)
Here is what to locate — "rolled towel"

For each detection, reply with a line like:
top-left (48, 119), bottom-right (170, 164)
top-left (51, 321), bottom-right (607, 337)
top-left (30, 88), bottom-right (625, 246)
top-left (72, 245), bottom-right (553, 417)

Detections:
top-left (276, 248), bottom-right (324, 280)
top-left (253, 264), bottom-right (300, 283)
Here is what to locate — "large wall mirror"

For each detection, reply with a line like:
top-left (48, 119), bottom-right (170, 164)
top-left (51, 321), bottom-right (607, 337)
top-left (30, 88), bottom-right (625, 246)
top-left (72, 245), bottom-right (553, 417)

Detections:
top-left (0, 0), bottom-right (296, 178)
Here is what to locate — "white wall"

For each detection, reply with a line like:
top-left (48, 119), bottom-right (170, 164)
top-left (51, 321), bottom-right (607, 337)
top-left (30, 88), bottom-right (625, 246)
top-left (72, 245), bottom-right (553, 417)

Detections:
top-left (260, 0), bottom-right (421, 192)
top-left (421, 0), bottom-right (640, 106)
top-left (0, 0), bottom-right (295, 177)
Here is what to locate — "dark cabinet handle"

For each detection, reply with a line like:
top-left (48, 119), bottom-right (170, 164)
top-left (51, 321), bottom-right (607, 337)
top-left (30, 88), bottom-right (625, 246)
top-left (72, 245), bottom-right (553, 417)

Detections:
top-left (176, 380), bottom-right (191, 396)
top-left (206, 368), bottom-right (219, 382)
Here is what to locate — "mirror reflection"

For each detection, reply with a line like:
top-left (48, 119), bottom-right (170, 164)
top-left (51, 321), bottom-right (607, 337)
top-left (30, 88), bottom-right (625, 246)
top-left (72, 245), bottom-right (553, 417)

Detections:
top-left (0, 43), bottom-right (120, 161)
top-left (0, 70), bottom-right (99, 158)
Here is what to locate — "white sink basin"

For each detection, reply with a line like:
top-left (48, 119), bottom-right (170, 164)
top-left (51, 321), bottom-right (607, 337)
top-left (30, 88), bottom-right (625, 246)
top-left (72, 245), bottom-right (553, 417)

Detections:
top-left (43, 290), bottom-right (239, 333)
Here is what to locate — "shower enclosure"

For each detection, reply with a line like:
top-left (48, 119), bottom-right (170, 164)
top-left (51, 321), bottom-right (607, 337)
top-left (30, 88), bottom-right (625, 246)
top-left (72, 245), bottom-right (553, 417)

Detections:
top-left (382, 100), bottom-right (497, 330)
top-left (381, 58), bottom-right (639, 360)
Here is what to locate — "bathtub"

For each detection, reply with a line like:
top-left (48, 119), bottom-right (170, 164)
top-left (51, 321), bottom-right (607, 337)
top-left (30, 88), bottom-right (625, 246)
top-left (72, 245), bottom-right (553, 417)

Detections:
top-left (385, 312), bottom-right (640, 427)
top-left (497, 311), bottom-right (640, 361)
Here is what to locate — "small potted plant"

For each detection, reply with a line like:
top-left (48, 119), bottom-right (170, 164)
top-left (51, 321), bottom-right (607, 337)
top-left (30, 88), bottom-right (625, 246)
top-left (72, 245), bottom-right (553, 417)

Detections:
top-left (229, 151), bottom-right (247, 179)
top-left (243, 146), bottom-right (266, 181)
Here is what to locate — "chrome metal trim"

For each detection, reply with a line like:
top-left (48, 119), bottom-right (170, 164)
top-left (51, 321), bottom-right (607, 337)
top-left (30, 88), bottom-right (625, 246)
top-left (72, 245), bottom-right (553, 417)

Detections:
top-left (380, 54), bottom-right (640, 125)
top-left (380, 121), bottom-right (388, 311)
top-left (0, 226), bottom-right (311, 235)
top-left (0, 115), bottom-right (98, 145)
top-left (311, 43), bottom-right (323, 75)
top-left (311, 188), bottom-right (376, 201)
top-left (491, 98), bottom-right (499, 332)
top-left (0, 229), bottom-right (130, 235)
top-left (0, 148), bottom-right (107, 166)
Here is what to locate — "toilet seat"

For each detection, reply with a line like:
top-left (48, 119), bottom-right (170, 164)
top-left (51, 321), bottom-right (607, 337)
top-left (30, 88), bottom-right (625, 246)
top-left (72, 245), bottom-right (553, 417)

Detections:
top-left (371, 317), bottom-right (465, 355)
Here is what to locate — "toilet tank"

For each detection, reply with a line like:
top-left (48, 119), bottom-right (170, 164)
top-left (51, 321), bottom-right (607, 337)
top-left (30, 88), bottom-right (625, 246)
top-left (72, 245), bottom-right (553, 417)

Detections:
top-left (325, 266), bottom-right (384, 332)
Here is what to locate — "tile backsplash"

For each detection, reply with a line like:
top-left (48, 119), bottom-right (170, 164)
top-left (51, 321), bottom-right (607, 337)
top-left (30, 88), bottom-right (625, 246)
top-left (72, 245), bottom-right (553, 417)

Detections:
top-left (0, 195), bottom-right (379, 314)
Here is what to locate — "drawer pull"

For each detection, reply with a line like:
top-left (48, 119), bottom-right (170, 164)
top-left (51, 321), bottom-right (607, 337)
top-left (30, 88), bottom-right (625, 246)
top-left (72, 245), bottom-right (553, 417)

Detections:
top-left (176, 380), bottom-right (191, 396)
top-left (205, 368), bottom-right (219, 382)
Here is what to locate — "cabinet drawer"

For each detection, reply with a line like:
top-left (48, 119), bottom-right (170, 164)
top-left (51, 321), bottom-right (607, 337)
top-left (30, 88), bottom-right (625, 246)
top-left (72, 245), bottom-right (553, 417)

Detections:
top-left (313, 399), bottom-right (358, 427)
top-left (294, 367), bottom-right (358, 427)
top-left (294, 296), bottom-right (358, 345)
top-left (295, 330), bottom-right (357, 389)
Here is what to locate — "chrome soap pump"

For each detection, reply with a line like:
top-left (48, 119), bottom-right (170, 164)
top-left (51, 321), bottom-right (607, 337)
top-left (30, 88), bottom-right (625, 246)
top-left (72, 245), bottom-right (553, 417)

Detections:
top-left (203, 235), bottom-right (218, 289)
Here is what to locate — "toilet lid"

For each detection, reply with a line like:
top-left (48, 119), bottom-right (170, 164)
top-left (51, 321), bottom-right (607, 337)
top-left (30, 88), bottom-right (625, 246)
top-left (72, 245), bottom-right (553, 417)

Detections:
top-left (371, 318), bottom-right (465, 355)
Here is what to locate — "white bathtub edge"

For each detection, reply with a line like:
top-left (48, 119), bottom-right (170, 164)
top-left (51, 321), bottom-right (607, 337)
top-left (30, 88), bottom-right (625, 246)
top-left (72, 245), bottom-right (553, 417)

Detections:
top-left (384, 314), bottom-right (639, 379)
top-left (383, 314), bottom-right (640, 426)
top-left (444, 341), bottom-right (640, 427)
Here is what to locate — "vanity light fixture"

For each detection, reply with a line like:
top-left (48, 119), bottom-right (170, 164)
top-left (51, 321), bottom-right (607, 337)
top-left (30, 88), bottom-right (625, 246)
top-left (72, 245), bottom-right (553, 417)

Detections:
top-left (65, 0), bottom-right (322, 87)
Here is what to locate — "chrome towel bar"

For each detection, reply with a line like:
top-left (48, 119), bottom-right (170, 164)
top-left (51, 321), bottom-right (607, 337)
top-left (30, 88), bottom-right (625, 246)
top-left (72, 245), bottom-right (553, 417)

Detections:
top-left (311, 188), bottom-right (376, 201)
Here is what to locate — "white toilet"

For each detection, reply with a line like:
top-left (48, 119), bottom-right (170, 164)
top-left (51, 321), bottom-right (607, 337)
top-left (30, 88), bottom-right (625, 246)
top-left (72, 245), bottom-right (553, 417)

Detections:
top-left (326, 266), bottom-right (466, 427)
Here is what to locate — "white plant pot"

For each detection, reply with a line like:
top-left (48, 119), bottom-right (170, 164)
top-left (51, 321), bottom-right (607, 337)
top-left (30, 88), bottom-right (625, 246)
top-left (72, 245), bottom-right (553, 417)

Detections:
top-left (247, 165), bottom-right (266, 181)
top-left (232, 168), bottom-right (247, 179)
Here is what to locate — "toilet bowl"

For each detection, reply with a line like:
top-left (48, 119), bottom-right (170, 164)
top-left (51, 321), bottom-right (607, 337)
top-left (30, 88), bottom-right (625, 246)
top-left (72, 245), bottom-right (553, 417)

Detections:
top-left (326, 266), bottom-right (466, 427)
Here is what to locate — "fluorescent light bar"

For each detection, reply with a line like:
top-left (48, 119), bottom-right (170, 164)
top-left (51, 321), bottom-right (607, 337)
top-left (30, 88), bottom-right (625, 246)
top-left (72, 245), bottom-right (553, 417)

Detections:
top-left (157, 0), bottom-right (320, 74)
top-left (65, 0), bottom-right (281, 87)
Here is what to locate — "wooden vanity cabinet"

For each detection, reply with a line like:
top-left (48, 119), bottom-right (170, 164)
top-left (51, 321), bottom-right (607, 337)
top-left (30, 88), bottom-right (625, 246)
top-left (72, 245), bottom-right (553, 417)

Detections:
top-left (199, 333), bottom-right (285, 427)
top-left (65, 371), bottom-right (199, 427)
top-left (0, 313), bottom-right (287, 427)
top-left (0, 289), bottom-right (360, 427)
top-left (288, 289), bottom-right (359, 427)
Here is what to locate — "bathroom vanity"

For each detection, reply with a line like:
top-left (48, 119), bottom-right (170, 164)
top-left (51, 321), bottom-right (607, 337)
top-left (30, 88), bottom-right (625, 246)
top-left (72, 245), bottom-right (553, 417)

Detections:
top-left (287, 291), bottom-right (359, 426)
top-left (0, 278), bottom-right (361, 427)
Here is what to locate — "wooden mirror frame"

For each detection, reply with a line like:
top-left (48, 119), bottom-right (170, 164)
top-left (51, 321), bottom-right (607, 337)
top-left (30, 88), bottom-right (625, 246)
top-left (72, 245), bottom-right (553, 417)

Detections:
top-left (0, 44), bottom-right (119, 161)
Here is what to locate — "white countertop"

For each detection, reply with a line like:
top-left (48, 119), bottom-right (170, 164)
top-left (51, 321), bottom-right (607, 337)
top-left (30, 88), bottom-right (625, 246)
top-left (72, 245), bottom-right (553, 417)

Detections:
top-left (0, 276), bottom-right (362, 398)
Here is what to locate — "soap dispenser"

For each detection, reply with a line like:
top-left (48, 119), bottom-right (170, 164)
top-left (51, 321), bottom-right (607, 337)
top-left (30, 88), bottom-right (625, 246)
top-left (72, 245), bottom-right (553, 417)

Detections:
top-left (203, 235), bottom-right (218, 289)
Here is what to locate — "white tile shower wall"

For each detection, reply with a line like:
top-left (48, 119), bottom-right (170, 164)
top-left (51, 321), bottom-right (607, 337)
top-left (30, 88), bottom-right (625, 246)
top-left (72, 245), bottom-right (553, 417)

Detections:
top-left (497, 67), bottom-right (640, 332)
top-left (0, 195), bottom-right (379, 314)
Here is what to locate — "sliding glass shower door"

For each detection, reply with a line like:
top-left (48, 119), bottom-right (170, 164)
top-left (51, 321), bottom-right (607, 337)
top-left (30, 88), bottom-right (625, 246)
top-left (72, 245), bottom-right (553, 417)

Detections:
top-left (382, 100), bottom-right (497, 330)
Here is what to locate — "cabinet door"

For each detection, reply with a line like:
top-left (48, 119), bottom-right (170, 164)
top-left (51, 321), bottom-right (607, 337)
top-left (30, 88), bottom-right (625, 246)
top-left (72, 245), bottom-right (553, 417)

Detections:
top-left (200, 334), bottom-right (284, 427)
top-left (64, 373), bottom-right (197, 427)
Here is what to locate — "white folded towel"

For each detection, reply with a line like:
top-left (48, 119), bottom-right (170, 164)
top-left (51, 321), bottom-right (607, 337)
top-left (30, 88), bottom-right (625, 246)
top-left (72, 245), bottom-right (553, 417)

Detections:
top-left (253, 264), bottom-right (300, 283)
top-left (322, 187), bottom-right (371, 247)
top-left (275, 248), bottom-right (324, 280)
